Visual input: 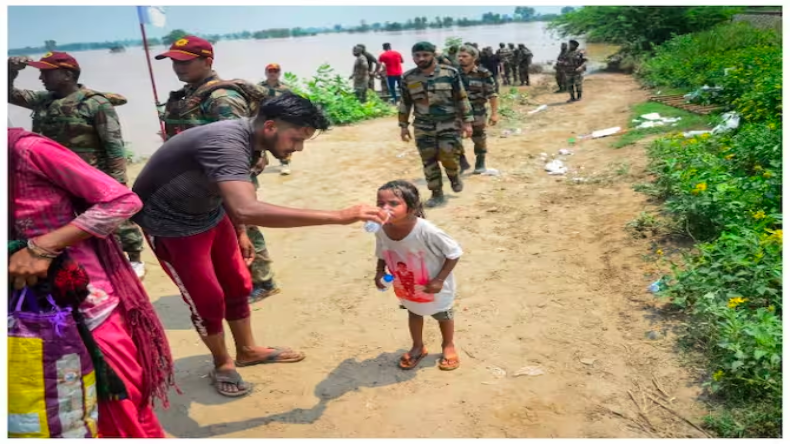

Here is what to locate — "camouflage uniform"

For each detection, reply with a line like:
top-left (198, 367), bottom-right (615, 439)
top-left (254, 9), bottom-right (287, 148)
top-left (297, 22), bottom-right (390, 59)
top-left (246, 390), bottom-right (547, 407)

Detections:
top-left (162, 72), bottom-right (277, 292)
top-left (517, 46), bottom-right (533, 86)
top-left (555, 47), bottom-right (568, 92)
top-left (399, 64), bottom-right (473, 194)
top-left (459, 65), bottom-right (497, 156)
top-left (497, 46), bottom-right (513, 85)
top-left (563, 49), bottom-right (587, 99)
top-left (9, 79), bottom-right (144, 256)
top-left (353, 54), bottom-right (369, 103)
top-left (507, 45), bottom-right (519, 85)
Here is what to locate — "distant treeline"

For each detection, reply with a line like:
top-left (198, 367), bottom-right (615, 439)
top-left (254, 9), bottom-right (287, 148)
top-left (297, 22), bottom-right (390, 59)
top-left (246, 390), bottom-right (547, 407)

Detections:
top-left (8, 7), bottom-right (572, 55)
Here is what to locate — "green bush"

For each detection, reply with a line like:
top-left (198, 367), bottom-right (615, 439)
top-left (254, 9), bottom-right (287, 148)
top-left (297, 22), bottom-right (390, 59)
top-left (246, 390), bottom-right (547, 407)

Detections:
top-left (638, 23), bottom-right (782, 125)
top-left (282, 64), bottom-right (395, 126)
top-left (548, 6), bottom-right (742, 53)
top-left (645, 125), bottom-right (781, 240)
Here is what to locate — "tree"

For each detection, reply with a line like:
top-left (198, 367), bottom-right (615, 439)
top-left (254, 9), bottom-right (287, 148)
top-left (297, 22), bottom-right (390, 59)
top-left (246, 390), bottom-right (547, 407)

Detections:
top-left (443, 16), bottom-right (454, 27)
top-left (162, 29), bottom-right (190, 46)
top-left (561, 6), bottom-right (575, 14)
top-left (358, 20), bottom-right (371, 33)
top-left (334, 24), bottom-right (343, 32)
top-left (549, 6), bottom-right (744, 53)
top-left (515, 7), bottom-right (536, 21)
top-left (44, 40), bottom-right (57, 51)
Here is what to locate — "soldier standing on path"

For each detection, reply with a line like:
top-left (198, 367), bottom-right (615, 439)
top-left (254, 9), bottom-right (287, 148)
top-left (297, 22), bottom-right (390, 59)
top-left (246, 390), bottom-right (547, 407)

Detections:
top-left (554, 42), bottom-right (569, 93)
top-left (356, 44), bottom-right (381, 92)
top-left (563, 39), bottom-right (588, 102)
top-left (399, 41), bottom-right (473, 208)
top-left (351, 45), bottom-right (369, 103)
top-left (457, 45), bottom-right (499, 175)
top-left (507, 43), bottom-right (519, 85)
top-left (479, 47), bottom-right (502, 93)
top-left (259, 63), bottom-right (293, 175)
top-left (8, 52), bottom-right (147, 278)
top-left (496, 43), bottom-right (513, 85)
top-left (517, 44), bottom-right (533, 86)
top-left (156, 35), bottom-right (282, 302)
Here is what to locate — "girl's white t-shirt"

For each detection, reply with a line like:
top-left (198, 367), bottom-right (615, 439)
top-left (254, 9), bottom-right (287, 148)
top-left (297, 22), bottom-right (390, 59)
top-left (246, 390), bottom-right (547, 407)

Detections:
top-left (375, 218), bottom-right (463, 316)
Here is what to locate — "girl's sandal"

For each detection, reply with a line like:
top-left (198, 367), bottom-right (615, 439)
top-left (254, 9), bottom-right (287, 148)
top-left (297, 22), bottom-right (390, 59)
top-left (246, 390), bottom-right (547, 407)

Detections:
top-left (398, 348), bottom-right (428, 370)
top-left (438, 355), bottom-right (460, 371)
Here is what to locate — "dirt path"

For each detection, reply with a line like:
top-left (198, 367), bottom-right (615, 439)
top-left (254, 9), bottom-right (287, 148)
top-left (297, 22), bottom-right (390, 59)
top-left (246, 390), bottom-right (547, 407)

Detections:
top-left (135, 73), bottom-right (709, 438)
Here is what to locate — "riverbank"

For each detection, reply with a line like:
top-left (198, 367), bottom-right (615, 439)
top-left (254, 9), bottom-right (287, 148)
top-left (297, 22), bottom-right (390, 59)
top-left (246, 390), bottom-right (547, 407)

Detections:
top-left (133, 73), bottom-right (711, 438)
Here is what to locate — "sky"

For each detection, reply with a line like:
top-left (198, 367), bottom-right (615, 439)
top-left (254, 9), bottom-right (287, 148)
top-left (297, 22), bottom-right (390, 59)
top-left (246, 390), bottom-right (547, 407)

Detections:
top-left (8, 5), bottom-right (564, 48)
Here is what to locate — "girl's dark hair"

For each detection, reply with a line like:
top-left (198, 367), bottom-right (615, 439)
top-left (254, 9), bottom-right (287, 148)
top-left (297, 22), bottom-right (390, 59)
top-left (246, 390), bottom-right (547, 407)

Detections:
top-left (379, 180), bottom-right (425, 218)
top-left (256, 92), bottom-right (330, 132)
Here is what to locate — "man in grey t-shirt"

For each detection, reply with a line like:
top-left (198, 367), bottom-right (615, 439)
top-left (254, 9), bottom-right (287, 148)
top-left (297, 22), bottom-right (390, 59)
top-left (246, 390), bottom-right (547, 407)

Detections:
top-left (133, 93), bottom-right (386, 398)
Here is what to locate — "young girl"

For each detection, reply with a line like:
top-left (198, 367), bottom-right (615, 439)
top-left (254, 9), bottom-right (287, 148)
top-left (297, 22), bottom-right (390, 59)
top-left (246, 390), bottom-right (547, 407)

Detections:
top-left (373, 180), bottom-right (463, 371)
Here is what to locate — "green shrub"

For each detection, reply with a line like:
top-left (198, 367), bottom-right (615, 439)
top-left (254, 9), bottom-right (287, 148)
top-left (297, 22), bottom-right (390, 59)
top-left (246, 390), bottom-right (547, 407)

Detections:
top-left (282, 64), bottom-right (395, 126)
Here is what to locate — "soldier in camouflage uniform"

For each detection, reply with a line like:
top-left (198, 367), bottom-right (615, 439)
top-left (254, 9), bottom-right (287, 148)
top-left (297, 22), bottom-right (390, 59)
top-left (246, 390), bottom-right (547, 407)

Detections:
top-left (563, 40), bottom-right (588, 102)
top-left (457, 45), bottom-right (499, 175)
top-left (517, 44), bottom-right (533, 86)
top-left (507, 43), bottom-right (519, 86)
top-left (156, 36), bottom-right (281, 302)
top-left (351, 45), bottom-right (369, 103)
top-left (496, 43), bottom-right (513, 85)
top-left (356, 44), bottom-right (380, 92)
top-left (259, 63), bottom-right (293, 175)
top-left (399, 41), bottom-right (473, 208)
top-left (554, 42), bottom-right (569, 93)
top-left (8, 51), bottom-right (147, 278)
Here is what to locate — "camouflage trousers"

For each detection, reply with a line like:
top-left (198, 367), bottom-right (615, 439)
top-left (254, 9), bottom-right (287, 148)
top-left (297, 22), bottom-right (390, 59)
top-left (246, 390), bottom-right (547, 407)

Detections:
top-left (354, 80), bottom-right (368, 103)
top-left (468, 112), bottom-right (488, 155)
top-left (556, 69), bottom-right (567, 90)
top-left (507, 62), bottom-right (519, 83)
top-left (518, 64), bottom-right (531, 85)
top-left (114, 220), bottom-right (144, 254)
top-left (247, 175), bottom-right (274, 285)
top-left (414, 121), bottom-right (461, 191)
top-left (565, 73), bottom-right (583, 93)
top-left (502, 63), bottom-right (513, 84)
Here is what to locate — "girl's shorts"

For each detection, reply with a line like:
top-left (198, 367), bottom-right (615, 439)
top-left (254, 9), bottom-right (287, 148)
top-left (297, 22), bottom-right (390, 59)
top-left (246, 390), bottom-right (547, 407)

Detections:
top-left (400, 305), bottom-right (454, 321)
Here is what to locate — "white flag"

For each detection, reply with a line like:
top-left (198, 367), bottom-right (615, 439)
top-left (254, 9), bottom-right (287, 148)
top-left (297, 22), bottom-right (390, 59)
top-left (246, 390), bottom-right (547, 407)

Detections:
top-left (137, 6), bottom-right (166, 28)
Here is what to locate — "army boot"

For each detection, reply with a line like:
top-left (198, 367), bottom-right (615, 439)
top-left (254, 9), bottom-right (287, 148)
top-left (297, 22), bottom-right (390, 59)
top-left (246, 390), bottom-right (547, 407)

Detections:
top-left (459, 154), bottom-right (471, 174)
top-left (576, 91), bottom-right (582, 101)
top-left (473, 154), bottom-right (487, 174)
top-left (425, 189), bottom-right (447, 208)
top-left (449, 175), bottom-right (464, 193)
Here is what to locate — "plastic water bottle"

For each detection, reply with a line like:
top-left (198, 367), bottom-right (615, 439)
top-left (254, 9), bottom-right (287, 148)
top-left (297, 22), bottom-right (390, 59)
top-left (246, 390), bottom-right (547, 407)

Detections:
top-left (379, 274), bottom-right (394, 292)
top-left (364, 220), bottom-right (382, 233)
top-left (363, 212), bottom-right (391, 233)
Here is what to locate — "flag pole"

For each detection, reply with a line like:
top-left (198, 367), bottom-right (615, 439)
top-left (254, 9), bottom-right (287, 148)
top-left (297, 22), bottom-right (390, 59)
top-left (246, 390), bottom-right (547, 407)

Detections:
top-left (138, 9), bottom-right (167, 141)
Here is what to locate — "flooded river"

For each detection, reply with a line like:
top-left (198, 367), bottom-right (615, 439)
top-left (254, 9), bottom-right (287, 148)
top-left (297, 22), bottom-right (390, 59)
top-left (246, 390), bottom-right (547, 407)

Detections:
top-left (8, 21), bottom-right (616, 156)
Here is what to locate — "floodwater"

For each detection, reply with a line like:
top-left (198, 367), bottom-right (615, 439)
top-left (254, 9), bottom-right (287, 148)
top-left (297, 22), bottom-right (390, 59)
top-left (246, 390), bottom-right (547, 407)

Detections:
top-left (8, 22), bottom-right (616, 157)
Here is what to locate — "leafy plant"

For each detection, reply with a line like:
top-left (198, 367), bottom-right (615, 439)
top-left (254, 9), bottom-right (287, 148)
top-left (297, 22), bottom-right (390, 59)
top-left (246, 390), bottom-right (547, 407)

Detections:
top-left (282, 64), bottom-right (395, 126)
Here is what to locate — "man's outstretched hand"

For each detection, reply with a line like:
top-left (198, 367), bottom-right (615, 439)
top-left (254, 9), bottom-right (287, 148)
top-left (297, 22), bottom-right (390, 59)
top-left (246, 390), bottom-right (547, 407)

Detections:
top-left (338, 205), bottom-right (388, 225)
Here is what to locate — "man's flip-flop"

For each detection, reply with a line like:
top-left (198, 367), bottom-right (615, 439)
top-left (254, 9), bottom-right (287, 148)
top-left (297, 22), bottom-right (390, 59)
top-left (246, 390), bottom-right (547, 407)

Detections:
top-left (438, 355), bottom-right (460, 371)
top-left (210, 369), bottom-right (253, 398)
top-left (234, 347), bottom-right (306, 367)
top-left (398, 348), bottom-right (428, 370)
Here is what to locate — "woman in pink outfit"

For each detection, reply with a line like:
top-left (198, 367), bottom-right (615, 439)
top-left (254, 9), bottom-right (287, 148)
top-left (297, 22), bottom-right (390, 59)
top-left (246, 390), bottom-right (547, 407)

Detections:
top-left (8, 128), bottom-right (176, 438)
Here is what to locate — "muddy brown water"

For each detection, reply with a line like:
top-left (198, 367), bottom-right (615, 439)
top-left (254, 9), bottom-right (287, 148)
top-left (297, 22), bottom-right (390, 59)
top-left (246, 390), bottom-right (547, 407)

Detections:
top-left (8, 21), bottom-right (617, 157)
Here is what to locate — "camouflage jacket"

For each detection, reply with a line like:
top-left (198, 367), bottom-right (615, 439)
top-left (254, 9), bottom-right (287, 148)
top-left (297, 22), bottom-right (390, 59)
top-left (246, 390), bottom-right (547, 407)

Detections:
top-left (9, 81), bottom-right (129, 184)
top-left (161, 71), bottom-right (264, 139)
top-left (259, 81), bottom-right (290, 101)
top-left (563, 49), bottom-right (588, 74)
top-left (398, 63), bottom-right (473, 129)
top-left (517, 48), bottom-right (533, 65)
top-left (497, 48), bottom-right (513, 64)
top-left (459, 66), bottom-right (497, 118)
top-left (352, 55), bottom-right (369, 85)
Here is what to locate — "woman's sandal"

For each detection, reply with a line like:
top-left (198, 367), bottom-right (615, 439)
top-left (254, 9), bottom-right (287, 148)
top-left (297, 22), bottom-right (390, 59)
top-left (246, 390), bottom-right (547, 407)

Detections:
top-left (209, 369), bottom-right (253, 398)
top-left (398, 348), bottom-right (428, 370)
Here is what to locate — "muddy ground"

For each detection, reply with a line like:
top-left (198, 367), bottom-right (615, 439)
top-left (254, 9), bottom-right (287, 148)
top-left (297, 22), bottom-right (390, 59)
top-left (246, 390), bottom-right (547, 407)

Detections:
top-left (133, 73), bottom-right (711, 438)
